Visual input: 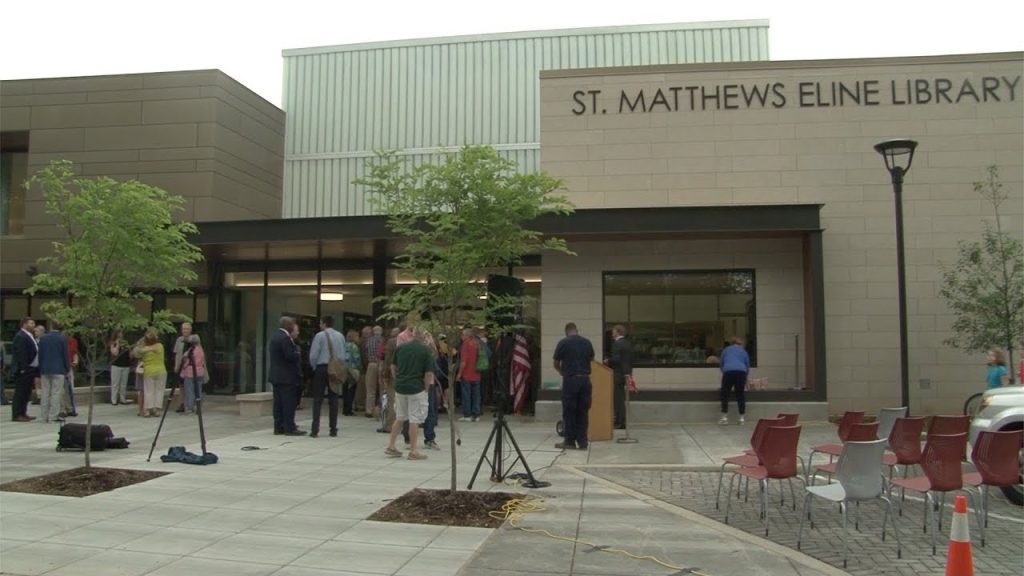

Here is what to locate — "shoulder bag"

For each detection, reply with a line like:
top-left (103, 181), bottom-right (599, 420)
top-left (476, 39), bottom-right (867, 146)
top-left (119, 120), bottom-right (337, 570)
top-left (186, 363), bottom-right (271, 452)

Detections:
top-left (325, 331), bottom-right (346, 394)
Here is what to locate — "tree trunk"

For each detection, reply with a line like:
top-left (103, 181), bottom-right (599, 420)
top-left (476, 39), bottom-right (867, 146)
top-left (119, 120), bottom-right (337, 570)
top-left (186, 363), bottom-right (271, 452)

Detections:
top-left (447, 370), bottom-right (458, 495)
top-left (84, 349), bottom-right (96, 469)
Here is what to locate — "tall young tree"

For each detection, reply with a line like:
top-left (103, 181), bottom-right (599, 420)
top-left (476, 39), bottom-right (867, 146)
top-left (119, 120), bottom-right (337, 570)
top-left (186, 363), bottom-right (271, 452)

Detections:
top-left (939, 166), bottom-right (1024, 382)
top-left (359, 146), bottom-right (574, 493)
top-left (26, 160), bottom-right (203, 467)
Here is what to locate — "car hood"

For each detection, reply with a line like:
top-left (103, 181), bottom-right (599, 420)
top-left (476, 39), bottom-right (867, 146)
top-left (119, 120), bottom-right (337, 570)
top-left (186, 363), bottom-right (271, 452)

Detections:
top-left (984, 385), bottom-right (1024, 399)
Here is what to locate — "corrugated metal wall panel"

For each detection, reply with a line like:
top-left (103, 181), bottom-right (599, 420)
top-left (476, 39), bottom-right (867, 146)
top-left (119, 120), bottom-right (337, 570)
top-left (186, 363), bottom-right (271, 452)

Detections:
top-left (283, 22), bottom-right (769, 217)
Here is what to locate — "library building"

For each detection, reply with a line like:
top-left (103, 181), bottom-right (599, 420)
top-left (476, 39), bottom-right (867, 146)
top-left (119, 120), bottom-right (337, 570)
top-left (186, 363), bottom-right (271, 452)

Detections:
top-left (1, 21), bottom-right (1020, 419)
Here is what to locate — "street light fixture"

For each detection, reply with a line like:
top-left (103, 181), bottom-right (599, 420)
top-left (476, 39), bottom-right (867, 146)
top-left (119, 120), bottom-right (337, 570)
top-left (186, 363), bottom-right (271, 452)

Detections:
top-left (874, 138), bottom-right (918, 412)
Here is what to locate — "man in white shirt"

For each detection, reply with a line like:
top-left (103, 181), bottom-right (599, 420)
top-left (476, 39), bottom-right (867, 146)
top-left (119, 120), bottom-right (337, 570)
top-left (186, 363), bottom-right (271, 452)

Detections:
top-left (308, 315), bottom-right (348, 438)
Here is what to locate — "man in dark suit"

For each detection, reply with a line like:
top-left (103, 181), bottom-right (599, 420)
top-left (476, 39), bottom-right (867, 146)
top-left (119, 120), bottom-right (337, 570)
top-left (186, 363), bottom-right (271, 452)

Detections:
top-left (607, 324), bottom-right (634, 430)
top-left (10, 317), bottom-right (39, 422)
top-left (270, 316), bottom-right (306, 436)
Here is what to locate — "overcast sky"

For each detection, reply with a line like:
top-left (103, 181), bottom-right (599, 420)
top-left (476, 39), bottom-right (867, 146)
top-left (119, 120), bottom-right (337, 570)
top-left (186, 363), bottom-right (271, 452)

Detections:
top-left (3, 0), bottom-right (1021, 107)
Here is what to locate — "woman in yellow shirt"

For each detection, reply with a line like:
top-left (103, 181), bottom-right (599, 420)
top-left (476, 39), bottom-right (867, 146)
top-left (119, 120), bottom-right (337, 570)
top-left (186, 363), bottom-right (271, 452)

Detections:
top-left (140, 328), bottom-right (167, 417)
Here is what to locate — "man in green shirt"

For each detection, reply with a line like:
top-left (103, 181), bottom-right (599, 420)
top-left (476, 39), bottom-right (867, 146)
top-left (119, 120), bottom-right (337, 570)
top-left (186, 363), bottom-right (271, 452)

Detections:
top-left (385, 327), bottom-right (434, 461)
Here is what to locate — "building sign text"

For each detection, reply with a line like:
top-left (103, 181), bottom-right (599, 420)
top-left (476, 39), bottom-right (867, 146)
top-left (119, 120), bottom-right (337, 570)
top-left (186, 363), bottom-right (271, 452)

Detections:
top-left (570, 76), bottom-right (1021, 115)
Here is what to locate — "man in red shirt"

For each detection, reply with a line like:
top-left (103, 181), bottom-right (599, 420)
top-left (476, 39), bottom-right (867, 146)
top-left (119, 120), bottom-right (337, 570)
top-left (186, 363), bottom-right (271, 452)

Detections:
top-left (457, 328), bottom-right (482, 422)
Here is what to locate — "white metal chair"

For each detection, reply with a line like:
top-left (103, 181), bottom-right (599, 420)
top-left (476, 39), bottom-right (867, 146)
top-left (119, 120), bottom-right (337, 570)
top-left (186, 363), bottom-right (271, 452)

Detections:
top-left (875, 406), bottom-right (907, 443)
top-left (797, 438), bottom-right (901, 569)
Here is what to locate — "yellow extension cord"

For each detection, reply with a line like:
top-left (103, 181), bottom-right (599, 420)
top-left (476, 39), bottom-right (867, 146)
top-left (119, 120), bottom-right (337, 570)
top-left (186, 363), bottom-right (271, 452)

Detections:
top-left (490, 496), bottom-right (711, 576)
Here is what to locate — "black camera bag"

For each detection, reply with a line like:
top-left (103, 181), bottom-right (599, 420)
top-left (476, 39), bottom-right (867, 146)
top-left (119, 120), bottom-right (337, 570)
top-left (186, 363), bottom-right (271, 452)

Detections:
top-left (56, 423), bottom-right (114, 451)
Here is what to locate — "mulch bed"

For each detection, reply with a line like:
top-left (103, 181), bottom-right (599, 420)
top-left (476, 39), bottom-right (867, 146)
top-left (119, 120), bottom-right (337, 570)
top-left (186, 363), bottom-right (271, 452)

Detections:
top-left (0, 467), bottom-right (169, 498)
top-left (369, 488), bottom-right (518, 528)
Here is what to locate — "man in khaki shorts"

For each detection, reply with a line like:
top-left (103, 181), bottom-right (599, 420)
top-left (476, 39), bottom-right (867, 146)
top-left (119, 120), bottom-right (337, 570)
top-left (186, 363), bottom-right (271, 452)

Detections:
top-left (385, 327), bottom-right (434, 461)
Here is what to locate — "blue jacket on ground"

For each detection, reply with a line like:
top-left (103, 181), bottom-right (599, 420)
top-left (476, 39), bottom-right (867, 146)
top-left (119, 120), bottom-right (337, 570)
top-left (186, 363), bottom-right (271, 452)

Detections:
top-left (719, 344), bottom-right (750, 373)
top-left (38, 331), bottom-right (70, 376)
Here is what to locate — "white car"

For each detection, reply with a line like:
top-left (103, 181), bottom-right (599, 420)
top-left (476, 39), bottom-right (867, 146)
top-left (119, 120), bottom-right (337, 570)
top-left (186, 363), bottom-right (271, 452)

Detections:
top-left (969, 385), bottom-right (1024, 505)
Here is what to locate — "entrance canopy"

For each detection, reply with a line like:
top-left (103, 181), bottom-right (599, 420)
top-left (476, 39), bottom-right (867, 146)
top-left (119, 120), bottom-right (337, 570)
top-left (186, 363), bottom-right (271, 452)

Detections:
top-left (191, 204), bottom-right (826, 402)
top-left (195, 204), bottom-right (823, 247)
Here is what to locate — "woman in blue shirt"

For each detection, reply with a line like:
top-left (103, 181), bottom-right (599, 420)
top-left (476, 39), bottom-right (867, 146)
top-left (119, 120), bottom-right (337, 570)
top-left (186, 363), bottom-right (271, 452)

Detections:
top-left (985, 349), bottom-right (1009, 389)
top-left (719, 337), bottom-right (750, 425)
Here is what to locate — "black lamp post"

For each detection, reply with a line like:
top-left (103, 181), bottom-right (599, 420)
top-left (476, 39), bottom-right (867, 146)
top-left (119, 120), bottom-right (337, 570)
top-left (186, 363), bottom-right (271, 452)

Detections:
top-left (874, 139), bottom-right (918, 411)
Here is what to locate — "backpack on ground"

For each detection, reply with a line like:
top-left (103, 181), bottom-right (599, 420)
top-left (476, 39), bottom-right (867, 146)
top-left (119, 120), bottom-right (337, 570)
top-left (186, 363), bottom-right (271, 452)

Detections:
top-left (106, 437), bottom-right (130, 449)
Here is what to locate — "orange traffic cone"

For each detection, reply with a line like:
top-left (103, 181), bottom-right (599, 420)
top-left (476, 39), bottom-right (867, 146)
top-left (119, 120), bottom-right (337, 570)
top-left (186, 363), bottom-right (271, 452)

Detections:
top-left (945, 494), bottom-right (974, 576)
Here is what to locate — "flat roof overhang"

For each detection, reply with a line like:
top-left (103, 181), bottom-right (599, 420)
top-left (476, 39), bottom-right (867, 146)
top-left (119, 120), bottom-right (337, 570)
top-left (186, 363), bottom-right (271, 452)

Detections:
top-left (193, 204), bottom-right (824, 247)
top-left (194, 203), bottom-right (827, 403)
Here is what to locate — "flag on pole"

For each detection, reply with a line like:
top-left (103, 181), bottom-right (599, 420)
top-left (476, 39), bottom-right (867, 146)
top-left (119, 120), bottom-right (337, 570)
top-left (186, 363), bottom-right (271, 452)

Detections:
top-left (510, 333), bottom-right (531, 414)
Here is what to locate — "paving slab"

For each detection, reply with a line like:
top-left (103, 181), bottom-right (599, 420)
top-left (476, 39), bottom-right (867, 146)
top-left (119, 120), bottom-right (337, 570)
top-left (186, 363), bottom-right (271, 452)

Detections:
top-left (116, 526), bottom-right (233, 555)
top-left (7, 399), bottom-right (1012, 576)
top-left (590, 466), bottom-right (1024, 576)
top-left (44, 548), bottom-right (178, 576)
top-left (0, 541), bottom-right (104, 575)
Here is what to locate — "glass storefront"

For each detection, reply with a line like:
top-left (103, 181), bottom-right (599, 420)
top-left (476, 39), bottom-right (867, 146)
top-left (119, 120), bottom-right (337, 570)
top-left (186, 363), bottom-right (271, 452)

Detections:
top-left (1, 256), bottom-right (543, 397)
top-left (221, 266), bottom-right (379, 393)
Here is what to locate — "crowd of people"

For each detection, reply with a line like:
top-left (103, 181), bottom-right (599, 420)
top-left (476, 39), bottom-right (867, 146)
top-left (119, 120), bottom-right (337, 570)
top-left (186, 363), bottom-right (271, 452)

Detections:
top-left (3, 317), bottom-right (210, 423)
top-left (22, 314), bottom-right (1016, 448)
top-left (268, 315), bottom-right (504, 460)
top-left (6, 317), bottom-right (81, 422)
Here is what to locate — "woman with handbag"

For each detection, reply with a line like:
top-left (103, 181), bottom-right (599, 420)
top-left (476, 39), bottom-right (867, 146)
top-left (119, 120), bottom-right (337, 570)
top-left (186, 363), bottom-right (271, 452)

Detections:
top-left (108, 331), bottom-right (133, 405)
top-left (179, 334), bottom-right (208, 415)
top-left (131, 336), bottom-right (147, 416)
top-left (138, 328), bottom-right (167, 417)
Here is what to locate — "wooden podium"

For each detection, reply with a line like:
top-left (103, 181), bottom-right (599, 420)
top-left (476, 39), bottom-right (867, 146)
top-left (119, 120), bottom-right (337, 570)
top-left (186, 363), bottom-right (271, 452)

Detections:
top-left (588, 361), bottom-right (613, 441)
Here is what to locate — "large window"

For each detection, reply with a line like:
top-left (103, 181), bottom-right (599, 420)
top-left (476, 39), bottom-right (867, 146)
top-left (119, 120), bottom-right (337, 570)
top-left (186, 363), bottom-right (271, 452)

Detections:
top-left (1, 131), bottom-right (29, 236)
top-left (604, 270), bottom-right (756, 367)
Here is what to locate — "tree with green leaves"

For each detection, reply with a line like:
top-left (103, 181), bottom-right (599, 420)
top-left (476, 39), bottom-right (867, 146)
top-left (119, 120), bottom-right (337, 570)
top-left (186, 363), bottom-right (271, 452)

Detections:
top-left (939, 165), bottom-right (1024, 383)
top-left (358, 145), bottom-right (574, 493)
top-left (26, 160), bottom-right (203, 467)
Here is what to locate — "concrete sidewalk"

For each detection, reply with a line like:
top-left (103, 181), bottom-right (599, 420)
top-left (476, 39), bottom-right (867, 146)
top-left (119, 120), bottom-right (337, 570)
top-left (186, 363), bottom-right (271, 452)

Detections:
top-left (0, 399), bottom-right (1002, 576)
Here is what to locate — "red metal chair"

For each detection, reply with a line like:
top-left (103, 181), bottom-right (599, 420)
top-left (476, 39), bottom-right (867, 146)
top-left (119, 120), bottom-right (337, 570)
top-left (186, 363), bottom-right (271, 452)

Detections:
top-left (806, 411), bottom-right (865, 482)
top-left (847, 422), bottom-right (881, 441)
top-left (724, 425), bottom-right (802, 536)
top-left (963, 429), bottom-right (1023, 546)
top-left (777, 413), bottom-right (800, 427)
top-left (888, 433), bottom-right (979, 555)
top-left (928, 415), bottom-right (970, 437)
top-left (883, 417), bottom-right (927, 491)
top-left (743, 414), bottom-right (797, 456)
top-left (928, 415), bottom-right (970, 459)
top-left (809, 422), bottom-right (881, 486)
top-left (715, 417), bottom-right (784, 510)
top-left (809, 411), bottom-right (864, 456)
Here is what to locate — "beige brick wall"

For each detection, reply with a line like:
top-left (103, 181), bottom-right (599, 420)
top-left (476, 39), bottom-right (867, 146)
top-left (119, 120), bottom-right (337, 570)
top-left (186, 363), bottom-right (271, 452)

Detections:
top-left (0, 70), bottom-right (285, 290)
top-left (540, 53), bottom-right (1024, 414)
top-left (541, 238), bottom-right (806, 392)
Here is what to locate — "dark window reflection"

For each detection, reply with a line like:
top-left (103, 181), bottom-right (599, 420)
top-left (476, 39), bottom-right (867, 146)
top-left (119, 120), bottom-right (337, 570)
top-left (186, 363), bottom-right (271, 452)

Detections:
top-left (604, 270), bottom-right (756, 367)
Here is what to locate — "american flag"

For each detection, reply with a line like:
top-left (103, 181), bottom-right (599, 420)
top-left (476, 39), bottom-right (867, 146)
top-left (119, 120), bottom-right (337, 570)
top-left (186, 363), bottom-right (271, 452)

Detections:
top-left (510, 333), bottom-right (531, 414)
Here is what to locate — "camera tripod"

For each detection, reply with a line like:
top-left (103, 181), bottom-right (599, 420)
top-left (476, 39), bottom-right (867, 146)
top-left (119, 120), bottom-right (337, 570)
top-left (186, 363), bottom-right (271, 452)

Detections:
top-left (147, 351), bottom-right (209, 462)
top-left (467, 333), bottom-right (549, 489)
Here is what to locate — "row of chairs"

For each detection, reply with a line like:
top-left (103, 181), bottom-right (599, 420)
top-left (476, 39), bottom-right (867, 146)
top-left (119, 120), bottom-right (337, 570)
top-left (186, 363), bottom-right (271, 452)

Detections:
top-left (714, 409), bottom-right (1023, 568)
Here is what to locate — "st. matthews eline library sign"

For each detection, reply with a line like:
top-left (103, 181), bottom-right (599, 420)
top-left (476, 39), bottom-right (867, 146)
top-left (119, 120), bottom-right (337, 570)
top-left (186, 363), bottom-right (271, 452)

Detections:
top-left (570, 74), bottom-right (1021, 115)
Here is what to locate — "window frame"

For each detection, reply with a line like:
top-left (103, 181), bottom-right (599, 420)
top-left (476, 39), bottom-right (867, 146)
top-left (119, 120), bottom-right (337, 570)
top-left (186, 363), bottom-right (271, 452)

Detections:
top-left (602, 268), bottom-right (757, 369)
